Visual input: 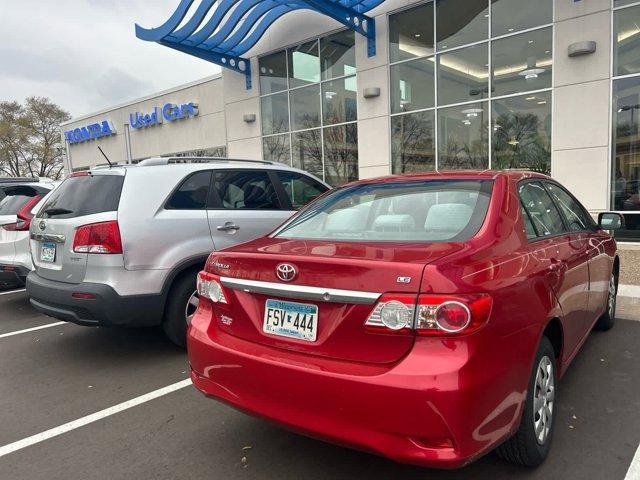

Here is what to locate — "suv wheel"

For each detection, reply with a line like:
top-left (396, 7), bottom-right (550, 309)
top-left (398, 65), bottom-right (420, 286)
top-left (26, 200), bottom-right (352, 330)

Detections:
top-left (496, 336), bottom-right (556, 467)
top-left (594, 272), bottom-right (617, 331)
top-left (163, 271), bottom-right (199, 347)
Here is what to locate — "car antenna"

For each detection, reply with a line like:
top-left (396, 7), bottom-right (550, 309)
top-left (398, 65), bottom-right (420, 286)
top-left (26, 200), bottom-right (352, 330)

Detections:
top-left (97, 146), bottom-right (114, 168)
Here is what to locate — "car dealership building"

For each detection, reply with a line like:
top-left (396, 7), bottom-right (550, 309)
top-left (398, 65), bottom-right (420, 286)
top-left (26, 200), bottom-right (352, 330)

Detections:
top-left (60, 0), bottom-right (640, 257)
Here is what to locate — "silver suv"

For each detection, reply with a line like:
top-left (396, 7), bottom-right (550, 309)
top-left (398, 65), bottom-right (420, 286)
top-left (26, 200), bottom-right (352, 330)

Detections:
top-left (25, 158), bottom-right (329, 346)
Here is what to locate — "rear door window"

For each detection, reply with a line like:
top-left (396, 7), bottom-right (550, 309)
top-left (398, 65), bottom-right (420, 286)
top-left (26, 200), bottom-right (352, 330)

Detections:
top-left (0, 186), bottom-right (40, 215)
top-left (518, 182), bottom-right (565, 237)
top-left (38, 175), bottom-right (124, 219)
top-left (275, 171), bottom-right (328, 209)
top-left (165, 171), bottom-right (212, 210)
top-left (545, 182), bottom-right (594, 232)
top-left (211, 170), bottom-right (282, 210)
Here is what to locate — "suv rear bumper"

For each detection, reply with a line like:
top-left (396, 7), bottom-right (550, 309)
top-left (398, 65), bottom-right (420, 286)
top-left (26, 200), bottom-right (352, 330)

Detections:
top-left (26, 272), bottom-right (164, 327)
top-left (0, 264), bottom-right (30, 288)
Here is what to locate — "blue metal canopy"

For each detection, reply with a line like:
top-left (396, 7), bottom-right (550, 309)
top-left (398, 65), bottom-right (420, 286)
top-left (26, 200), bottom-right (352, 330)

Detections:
top-left (136, 0), bottom-right (383, 89)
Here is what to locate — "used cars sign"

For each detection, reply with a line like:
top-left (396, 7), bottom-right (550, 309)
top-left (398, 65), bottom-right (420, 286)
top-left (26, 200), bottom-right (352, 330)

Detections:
top-left (130, 102), bottom-right (199, 129)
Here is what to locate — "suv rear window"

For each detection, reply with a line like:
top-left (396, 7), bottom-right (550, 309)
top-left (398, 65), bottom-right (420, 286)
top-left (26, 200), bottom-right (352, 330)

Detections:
top-left (275, 180), bottom-right (493, 242)
top-left (37, 175), bottom-right (124, 219)
top-left (0, 186), bottom-right (40, 215)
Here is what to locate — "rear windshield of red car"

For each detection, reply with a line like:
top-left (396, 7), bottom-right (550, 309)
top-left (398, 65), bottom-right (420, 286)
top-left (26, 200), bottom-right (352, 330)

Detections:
top-left (274, 180), bottom-right (494, 242)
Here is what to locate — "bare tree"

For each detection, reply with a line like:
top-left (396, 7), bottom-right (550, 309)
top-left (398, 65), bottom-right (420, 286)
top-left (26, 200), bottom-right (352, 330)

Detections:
top-left (0, 97), bottom-right (71, 179)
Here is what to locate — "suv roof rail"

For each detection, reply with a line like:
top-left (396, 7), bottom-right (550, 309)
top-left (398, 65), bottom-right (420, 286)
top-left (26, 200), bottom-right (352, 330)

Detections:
top-left (0, 177), bottom-right (40, 184)
top-left (136, 156), bottom-right (280, 167)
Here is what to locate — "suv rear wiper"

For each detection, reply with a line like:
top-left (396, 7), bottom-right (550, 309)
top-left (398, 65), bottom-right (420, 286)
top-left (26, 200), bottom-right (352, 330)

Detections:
top-left (43, 207), bottom-right (73, 216)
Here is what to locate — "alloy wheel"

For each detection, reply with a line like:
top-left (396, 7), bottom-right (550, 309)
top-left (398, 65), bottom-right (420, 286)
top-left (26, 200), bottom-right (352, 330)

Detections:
top-left (608, 274), bottom-right (617, 319)
top-left (185, 290), bottom-right (199, 325)
top-left (533, 355), bottom-right (555, 445)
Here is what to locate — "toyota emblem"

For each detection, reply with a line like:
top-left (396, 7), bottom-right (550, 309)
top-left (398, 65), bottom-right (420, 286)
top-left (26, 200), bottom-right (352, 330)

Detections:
top-left (39, 220), bottom-right (47, 231)
top-left (276, 263), bottom-right (297, 282)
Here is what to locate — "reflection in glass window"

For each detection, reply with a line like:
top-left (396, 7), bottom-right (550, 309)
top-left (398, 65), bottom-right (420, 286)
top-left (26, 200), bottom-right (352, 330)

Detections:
top-left (492, 92), bottom-right (551, 174)
top-left (492, 28), bottom-right (552, 97)
top-left (390, 58), bottom-right (435, 114)
top-left (323, 123), bottom-right (358, 186)
top-left (322, 77), bottom-right (357, 125)
top-left (259, 51), bottom-right (288, 94)
top-left (292, 129), bottom-right (324, 180)
top-left (612, 77), bottom-right (640, 241)
top-left (391, 110), bottom-right (435, 174)
top-left (288, 40), bottom-right (320, 88)
top-left (615, 0), bottom-right (639, 6)
top-left (276, 171), bottom-right (328, 209)
top-left (389, 2), bottom-right (435, 62)
top-left (261, 92), bottom-right (289, 135)
top-left (437, 44), bottom-right (488, 106)
top-left (491, 0), bottom-right (552, 37)
top-left (436, 0), bottom-right (488, 51)
top-left (614, 5), bottom-right (640, 76)
top-left (518, 182), bottom-right (564, 236)
top-left (263, 134), bottom-right (291, 163)
top-left (438, 102), bottom-right (489, 169)
top-left (320, 30), bottom-right (356, 80)
top-left (290, 84), bottom-right (321, 131)
top-left (546, 183), bottom-right (593, 232)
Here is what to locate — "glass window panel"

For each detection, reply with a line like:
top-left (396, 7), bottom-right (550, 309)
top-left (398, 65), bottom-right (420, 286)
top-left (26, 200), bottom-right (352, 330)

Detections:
top-left (259, 50), bottom-right (288, 94)
top-left (166, 171), bottom-right (212, 210)
top-left (276, 171), bottom-right (328, 209)
top-left (320, 30), bottom-right (356, 80)
top-left (518, 182), bottom-right (565, 236)
top-left (389, 2), bottom-right (435, 62)
top-left (391, 111), bottom-right (436, 174)
top-left (437, 43), bottom-right (488, 106)
top-left (263, 134), bottom-right (291, 164)
top-left (491, 0), bottom-right (552, 37)
top-left (323, 123), bottom-right (359, 186)
top-left (213, 171), bottom-right (281, 210)
top-left (438, 102), bottom-right (489, 169)
top-left (492, 92), bottom-right (551, 174)
top-left (612, 77), bottom-right (640, 241)
top-left (492, 28), bottom-right (552, 97)
top-left (322, 77), bottom-right (357, 125)
top-left (436, 0), bottom-right (488, 51)
top-left (288, 40), bottom-right (320, 88)
top-left (520, 204), bottom-right (537, 240)
top-left (615, 0), bottom-right (640, 8)
top-left (290, 84), bottom-right (321, 130)
top-left (261, 92), bottom-right (289, 135)
top-left (614, 5), bottom-right (640, 76)
top-left (390, 58), bottom-right (435, 114)
top-left (292, 129), bottom-right (324, 179)
top-left (546, 183), bottom-right (593, 232)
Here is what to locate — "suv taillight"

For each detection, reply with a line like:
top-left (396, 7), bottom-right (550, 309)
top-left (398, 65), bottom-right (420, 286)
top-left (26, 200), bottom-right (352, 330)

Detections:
top-left (72, 221), bottom-right (122, 254)
top-left (365, 293), bottom-right (492, 336)
top-left (2, 195), bottom-right (42, 231)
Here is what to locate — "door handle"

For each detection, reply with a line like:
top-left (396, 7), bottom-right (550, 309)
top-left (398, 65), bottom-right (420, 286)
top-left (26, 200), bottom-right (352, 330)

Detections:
top-left (217, 222), bottom-right (240, 232)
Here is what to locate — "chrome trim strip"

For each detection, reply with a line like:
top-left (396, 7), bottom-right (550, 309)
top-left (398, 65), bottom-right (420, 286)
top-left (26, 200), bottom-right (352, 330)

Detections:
top-left (220, 277), bottom-right (381, 305)
top-left (30, 233), bottom-right (66, 244)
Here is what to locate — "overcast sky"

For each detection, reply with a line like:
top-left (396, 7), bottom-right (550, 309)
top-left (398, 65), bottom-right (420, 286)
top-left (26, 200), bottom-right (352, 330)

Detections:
top-left (0, 0), bottom-right (220, 118)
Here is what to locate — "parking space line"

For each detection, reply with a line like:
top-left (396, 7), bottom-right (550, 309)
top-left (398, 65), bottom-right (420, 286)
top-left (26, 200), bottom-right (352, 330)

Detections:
top-left (626, 443), bottom-right (640, 480)
top-left (0, 322), bottom-right (67, 339)
top-left (0, 289), bottom-right (26, 296)
top-left (0, 378), bottom-right (192, 458)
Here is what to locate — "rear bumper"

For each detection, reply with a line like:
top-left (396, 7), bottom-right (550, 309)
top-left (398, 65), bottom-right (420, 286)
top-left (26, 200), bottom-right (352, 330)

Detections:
top-left (187, 305), bottom-right (529, 469)
top-left (26, 272), bottom-right (164, 327)
top-left (0, 264), bottom-right (30, 288)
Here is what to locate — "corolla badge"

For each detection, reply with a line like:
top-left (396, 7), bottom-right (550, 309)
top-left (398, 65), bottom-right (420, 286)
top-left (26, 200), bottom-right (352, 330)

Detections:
top-left (276, 263), bottom-right (297, 282)
top-left (39, 220), bottom-right (46, 231)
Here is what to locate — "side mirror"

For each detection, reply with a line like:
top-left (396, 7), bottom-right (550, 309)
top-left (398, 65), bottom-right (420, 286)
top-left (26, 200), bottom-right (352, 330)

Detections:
top-left (598, 212), bottom-right (625, 230)
top-left (0, 215), bottom-right (17, 227)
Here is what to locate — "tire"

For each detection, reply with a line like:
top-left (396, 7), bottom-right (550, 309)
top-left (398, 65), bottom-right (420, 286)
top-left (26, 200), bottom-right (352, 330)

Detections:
top-left (594, 272), bottom-right (617, 331)
top-left (162, 270), bottom-right (200, 348)
top-left (496, 336), bottom-right (557, 467)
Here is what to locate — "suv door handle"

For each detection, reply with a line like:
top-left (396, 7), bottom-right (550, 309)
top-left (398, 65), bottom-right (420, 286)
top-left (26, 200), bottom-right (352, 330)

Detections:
top-left (217, 222), bottom-right (240, 232)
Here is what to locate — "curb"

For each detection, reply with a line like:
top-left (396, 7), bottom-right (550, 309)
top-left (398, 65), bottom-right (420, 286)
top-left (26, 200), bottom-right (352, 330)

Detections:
top-left (618, 284), bottom-right (640, 299)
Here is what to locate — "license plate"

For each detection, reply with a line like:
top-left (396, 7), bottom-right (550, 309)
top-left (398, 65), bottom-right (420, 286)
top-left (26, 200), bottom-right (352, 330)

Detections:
top-left (263, 299), bottom-right (318, 342)
top-left (40, 242), bottom-right (56, 263)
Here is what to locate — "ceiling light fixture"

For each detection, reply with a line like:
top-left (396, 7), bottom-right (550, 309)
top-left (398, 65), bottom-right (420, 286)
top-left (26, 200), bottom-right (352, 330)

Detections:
top-left (507, 138), bottom-right (520, 146)
top-left (525, 96), bottom-right (536, 101)
top-left (537, 100), bottom-right (547, 105)
top-left (519, 67), bottom-right (545, 79)
top-left (461, 107), bottom-right (484, 118)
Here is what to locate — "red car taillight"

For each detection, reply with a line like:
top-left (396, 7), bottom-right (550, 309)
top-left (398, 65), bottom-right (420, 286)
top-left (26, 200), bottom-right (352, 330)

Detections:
top-left (2, 195), bottom-right (42, 231)
top-left (365, 293), bottom-right (492, 336)
top-left (197, 272), bottom-right (227, 304)
top-left (72, 221), bottom-right (122, 254)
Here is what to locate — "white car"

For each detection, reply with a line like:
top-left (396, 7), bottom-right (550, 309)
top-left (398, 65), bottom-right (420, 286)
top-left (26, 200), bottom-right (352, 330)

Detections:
top-left (0, 178), bottom-right (58, 288)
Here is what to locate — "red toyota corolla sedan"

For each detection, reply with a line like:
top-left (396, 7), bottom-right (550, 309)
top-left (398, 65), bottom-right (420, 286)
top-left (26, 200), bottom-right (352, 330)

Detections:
top-left (187, 171), bottom-right (623, 469)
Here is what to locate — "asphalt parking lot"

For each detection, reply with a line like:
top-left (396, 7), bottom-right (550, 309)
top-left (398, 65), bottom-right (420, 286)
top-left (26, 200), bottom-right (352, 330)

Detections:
top-left (0, 287), bottom-right (638, 480)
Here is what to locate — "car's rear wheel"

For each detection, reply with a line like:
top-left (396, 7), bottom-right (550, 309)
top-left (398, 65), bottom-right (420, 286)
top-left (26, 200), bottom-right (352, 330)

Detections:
top-left (496, 336), bottom-right (556, 467)
top-left (163, 270), bottom-right (199, 348)
top-left (594, 272), bottom-right (617, 331)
